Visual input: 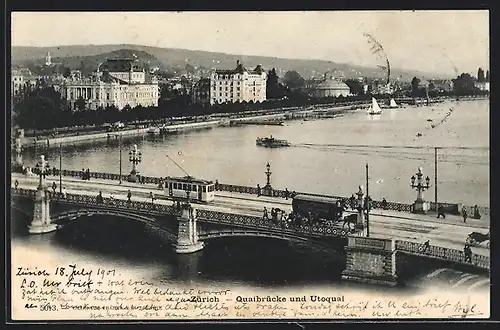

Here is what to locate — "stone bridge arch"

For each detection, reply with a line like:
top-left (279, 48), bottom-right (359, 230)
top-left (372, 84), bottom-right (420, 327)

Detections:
top-left (198, 229), bottom-right (343, 252)
top-left (51, 208), bottom-right (178, 242)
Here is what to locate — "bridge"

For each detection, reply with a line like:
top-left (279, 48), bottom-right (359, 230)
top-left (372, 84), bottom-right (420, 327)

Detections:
top-left (10, 169), bottom-right (490, 286)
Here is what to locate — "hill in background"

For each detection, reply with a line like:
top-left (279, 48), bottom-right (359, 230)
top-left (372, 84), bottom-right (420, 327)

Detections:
top-left (11, 44), bottom-right (449, 81)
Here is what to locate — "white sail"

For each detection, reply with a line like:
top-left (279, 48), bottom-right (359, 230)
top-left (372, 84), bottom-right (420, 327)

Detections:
top-left (390, 98), bottom-right (398, 108)
top-left (368, 97), bottom-right (382, 114)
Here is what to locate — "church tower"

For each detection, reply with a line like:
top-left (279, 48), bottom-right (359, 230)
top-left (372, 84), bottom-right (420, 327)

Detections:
top-left (45, 52), bottom-right (52, 66)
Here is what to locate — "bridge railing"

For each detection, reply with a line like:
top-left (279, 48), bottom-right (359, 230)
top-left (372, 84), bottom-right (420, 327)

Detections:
top-left (196, 209), bottom-right (350, 238)
top-left (27, 169), bottom-right (488, 216)
top-left (395, 240), bottom-right (490, 270)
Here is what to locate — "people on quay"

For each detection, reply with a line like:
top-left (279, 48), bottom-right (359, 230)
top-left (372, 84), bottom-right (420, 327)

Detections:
top-left (285, 188), bottom-right (289, 200)
top-left (150, 192), bottom-right (155, 204)
top-left (215, 179), bottom-right (219, 190)
top-left (14, 179), bottom-right (19, 189)
top-left (127, 190), bottom-right (132, 202)
top-left (262, 207), bottom-right (269, 220)
top-left (257, 184), bottom-right (261, 197)
top-left (52, 181), bottom-right (57, 193)
top-left (461, 206), bottom-right (468, 223)
top-left (52, 166), bottom-right (57, 176)
top-left (62, 187), bottom-right (67, 198)
top-left (86, 168), bottom-right (91, 180)
top-left (381, 198), bottom-right (388, 210)
top-left (97, 191), bottom-right (104, 203)
top-left (437, 204), bottom-right (446, 219)
top-left (473, 205), bottom-right (481, 219)
top-left (81, 168), bottom-right (86, 180)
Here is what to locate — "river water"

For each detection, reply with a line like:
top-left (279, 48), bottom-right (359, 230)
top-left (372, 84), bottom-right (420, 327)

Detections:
top-left (12, 99), bottom-right (490, 291)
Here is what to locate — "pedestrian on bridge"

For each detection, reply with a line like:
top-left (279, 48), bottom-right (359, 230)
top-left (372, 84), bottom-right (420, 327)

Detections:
top-left (422, 240), bottom-right (430, 252)
top-left (86, 168), bottom-right (91, 181)
top-left (127, 190), bottom-right (132, 202)
top-left (437, 205), bottom-right (446, 219)
top-left (285, 188), bottom-right (289, 200)
top-left (461, 206), bottom-right (468, 223)
top-left (263, 207), bottom-right (269, 220)
top-left (150, 192), bottom-right (155, 204)
top-left (97, 191), bottom-right (104, 203)
top-left (62, 187), bottom-right (67, 198)
top-left (381, 198), bottom-right (388, 210)
top-left (52, 181), bottom-right (57, 194)
top-left (473, 205), bottom-right (481, 219)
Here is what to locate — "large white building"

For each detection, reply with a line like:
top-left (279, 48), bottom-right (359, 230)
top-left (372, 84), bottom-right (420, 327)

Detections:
top-left (209, 61), bottom-right (266, 105)
top-left (60, 58), bottom-right (159, 110)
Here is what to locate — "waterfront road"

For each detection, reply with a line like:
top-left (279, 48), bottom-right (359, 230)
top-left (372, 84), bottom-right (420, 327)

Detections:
top-left (11, 173), bottom-right (489, 257)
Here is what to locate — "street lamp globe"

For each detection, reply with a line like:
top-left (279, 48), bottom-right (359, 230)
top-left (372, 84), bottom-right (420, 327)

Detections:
top-left (411, 175), bottom-right (416, 186)
top-left (425, 176), bottom-right (430, 188)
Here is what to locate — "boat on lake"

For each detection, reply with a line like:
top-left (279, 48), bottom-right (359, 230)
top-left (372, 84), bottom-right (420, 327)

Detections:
top-left (389, 98), bottom-right (399, 108)
top-left (367, 97), bottom-right (382, 115)
top-left (256, 135), bottom-right (291, 148)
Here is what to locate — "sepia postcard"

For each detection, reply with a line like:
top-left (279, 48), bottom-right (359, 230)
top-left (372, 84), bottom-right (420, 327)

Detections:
top-left (8, 10), bottom-right (490, 321)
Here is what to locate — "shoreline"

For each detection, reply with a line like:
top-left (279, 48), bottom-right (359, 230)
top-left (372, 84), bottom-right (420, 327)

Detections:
top-left (16, 95), bottom-right (487, 148)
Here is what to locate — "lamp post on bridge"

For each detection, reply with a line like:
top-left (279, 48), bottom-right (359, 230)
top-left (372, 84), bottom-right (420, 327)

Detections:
top-left (355, 185), bottom-right (365, 233)
top-left (128, 144), bottom-right (142, 182)
top-left (34, 155), bottom-right (51, 191)
top-left (262, 162), bottom-right (273, 196)
top-left (410, 167), bottom-right (431, 214)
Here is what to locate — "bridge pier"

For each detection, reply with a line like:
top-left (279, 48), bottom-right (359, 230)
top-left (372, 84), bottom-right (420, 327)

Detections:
top-left (342, 236), bottom-right (398, 287)
top-left (174, 205), bottom-right (204, 254)
top-left (29, 189), bottom-right (57, 234)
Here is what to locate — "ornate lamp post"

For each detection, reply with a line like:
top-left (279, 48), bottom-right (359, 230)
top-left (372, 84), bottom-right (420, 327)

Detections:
top-left (410, 167), bottom-right (431, 213)
top-left (355, 185), bottom-right (365, 231)
top-left (128, 144), bottom-right (142, 182)
top-left (263, 162), bottom-right (273, 197)
top-left (34, 155), bottom-right (51, 190)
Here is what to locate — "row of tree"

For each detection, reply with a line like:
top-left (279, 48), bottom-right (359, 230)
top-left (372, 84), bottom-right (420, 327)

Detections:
top-left (477, 68), bottom-right (490, 82)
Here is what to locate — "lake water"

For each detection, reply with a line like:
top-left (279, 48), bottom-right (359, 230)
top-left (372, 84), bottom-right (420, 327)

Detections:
top-left (13, 99), bottom-right (490, 290)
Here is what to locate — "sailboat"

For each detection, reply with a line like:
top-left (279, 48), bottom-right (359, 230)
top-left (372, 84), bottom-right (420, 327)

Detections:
top-left (367, 97), bottom-right (382, 115)
top-left (389, 98), bottom-right (399, 108)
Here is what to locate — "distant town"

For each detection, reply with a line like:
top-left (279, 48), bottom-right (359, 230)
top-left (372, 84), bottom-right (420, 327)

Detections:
top-left (11, 48), bottom-right (490, 132)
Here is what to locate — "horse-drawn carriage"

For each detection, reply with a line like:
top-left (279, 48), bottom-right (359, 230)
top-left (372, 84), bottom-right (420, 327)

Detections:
top-left (291, 194), bottom-right (360, 230)
top-left (466, 231), bottom-right (490, 249)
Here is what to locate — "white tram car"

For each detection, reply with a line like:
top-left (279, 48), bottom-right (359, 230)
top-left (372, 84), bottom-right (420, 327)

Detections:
top-left (163, 176), bottom-right (216, 203)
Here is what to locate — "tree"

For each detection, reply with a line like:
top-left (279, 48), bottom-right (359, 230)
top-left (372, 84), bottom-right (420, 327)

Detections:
top-left (266, 68), bottom-right (282, 99)
top-left (453, 73), bottom-right (478, 95)
top-left (283, 70), bottom-right (305, 90)
top-left (477, 68), bottom-right (485, 82)
top-left (63, 67), bottom-right (71, 78)
top-left (75, 96), bottom-right (86, 111)
top-left (411, 76), bottom-right (421, 97)
top-left (344, 79), bottom-right (364, 96)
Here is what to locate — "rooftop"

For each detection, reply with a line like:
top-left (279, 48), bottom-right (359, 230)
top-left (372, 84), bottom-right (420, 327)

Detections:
top-left (98, 58), bottom-right (145, 73)
top-left (215, 61), bottom-right (265, 75)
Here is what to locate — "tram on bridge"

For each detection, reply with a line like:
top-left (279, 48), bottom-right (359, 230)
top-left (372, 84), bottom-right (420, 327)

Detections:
top-left (163, 176), bottom-right (216, 202)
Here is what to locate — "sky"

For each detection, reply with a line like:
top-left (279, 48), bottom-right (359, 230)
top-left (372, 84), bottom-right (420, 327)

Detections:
top-left (11, 11), bottom-right (489, 75)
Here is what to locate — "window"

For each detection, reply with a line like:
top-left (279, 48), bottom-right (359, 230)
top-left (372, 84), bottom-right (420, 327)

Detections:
top-left (237, 93), bottom-right (240, 97)
top-left (237, 87), bottom-right (240, 91)
top-left (203, 186), bottom-right (206, 193)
